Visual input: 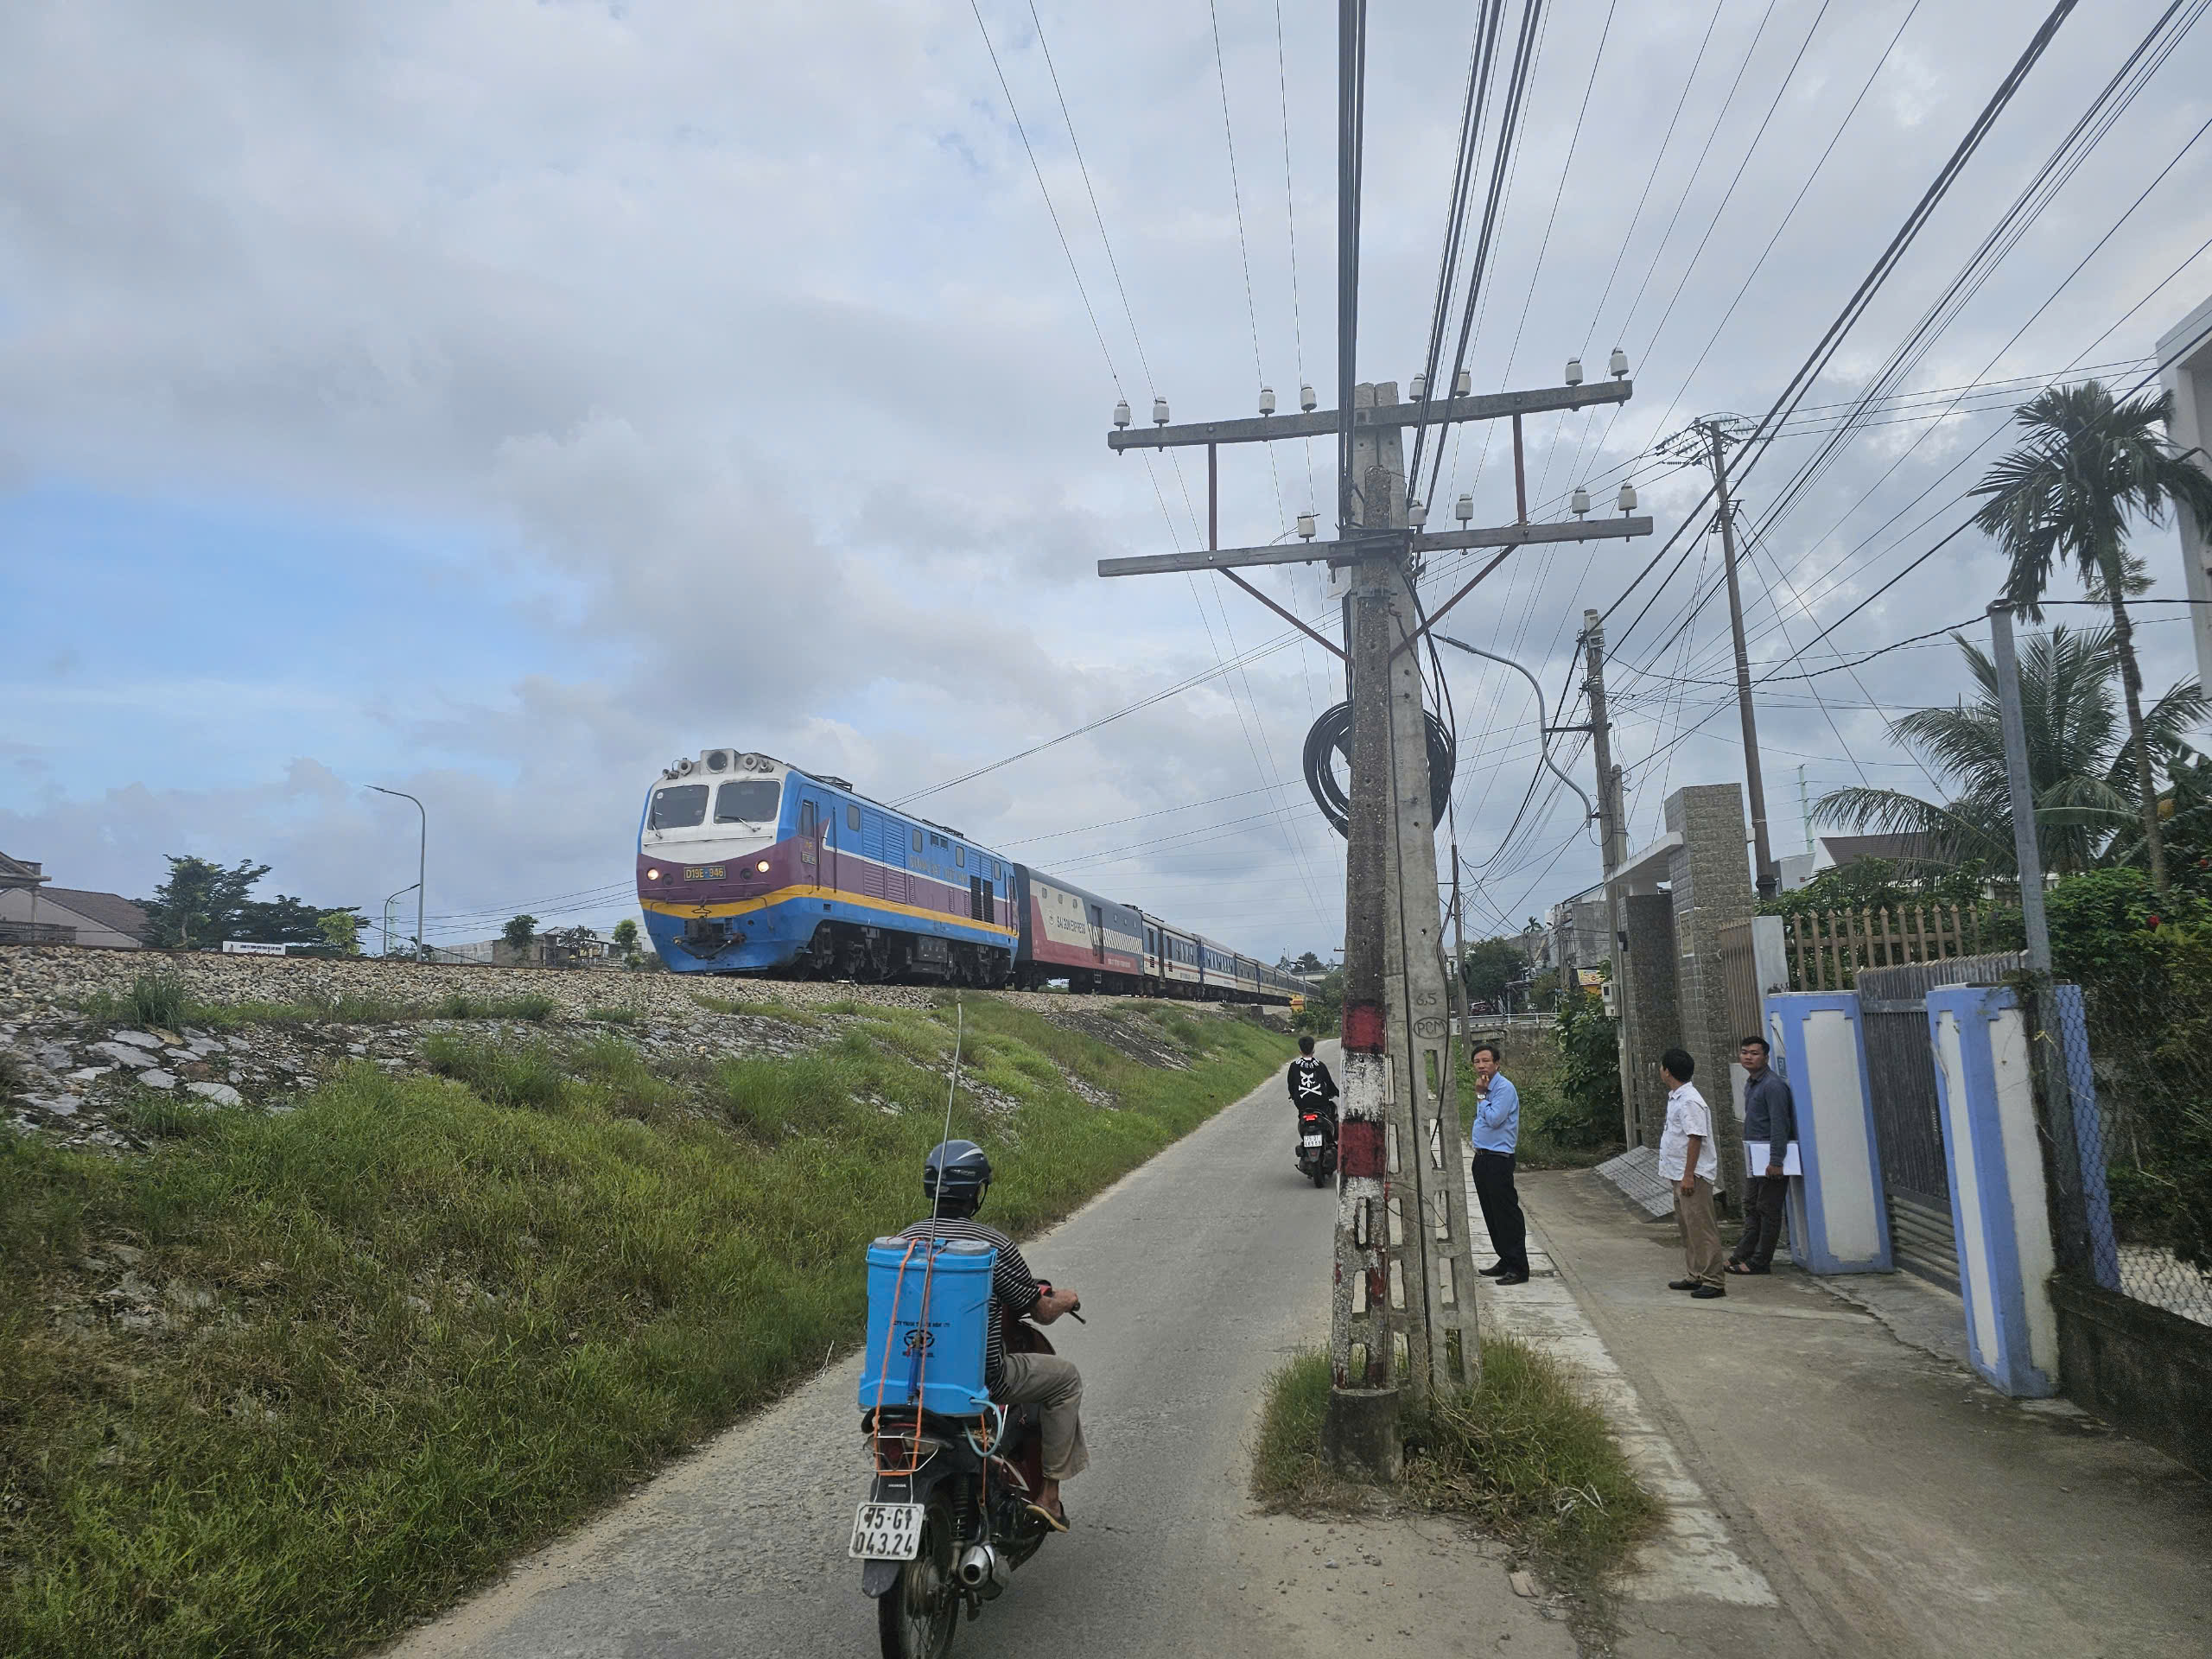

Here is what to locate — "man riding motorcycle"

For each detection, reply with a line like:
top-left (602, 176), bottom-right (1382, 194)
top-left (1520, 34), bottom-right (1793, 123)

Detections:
top-left (898, 1141), bottom-right (1084, 1530)
top-left (1287, 1035), bottom-right (1338, 1144)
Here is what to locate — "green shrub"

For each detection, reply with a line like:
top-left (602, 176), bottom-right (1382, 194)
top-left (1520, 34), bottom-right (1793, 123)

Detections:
top-left (2046, 869), bottom-right (2212, 1268)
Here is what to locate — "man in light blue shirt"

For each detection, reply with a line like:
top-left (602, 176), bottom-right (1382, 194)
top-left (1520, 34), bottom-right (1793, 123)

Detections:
top-left (1469, 1043), bottom-right (1529, 1285)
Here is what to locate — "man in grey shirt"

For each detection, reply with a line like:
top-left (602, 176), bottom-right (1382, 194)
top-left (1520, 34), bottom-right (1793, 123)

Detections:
top-left (1728, 1034), bottom-right (1796, 1275)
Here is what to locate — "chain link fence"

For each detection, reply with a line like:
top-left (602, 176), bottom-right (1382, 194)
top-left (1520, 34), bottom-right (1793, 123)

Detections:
top-left (2059, 979), bottom-right (2212, 1328)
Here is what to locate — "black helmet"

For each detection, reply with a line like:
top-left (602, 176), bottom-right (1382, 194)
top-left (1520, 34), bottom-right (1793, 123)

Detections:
top-left (923, 1140), bottom-right (993, 1215)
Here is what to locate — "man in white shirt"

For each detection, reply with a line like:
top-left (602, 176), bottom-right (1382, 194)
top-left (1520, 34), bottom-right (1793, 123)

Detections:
top-left (1658, 1047), bottom-right (1726, 1299)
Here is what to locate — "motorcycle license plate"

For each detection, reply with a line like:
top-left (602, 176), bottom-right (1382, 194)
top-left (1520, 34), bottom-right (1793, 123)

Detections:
top-left (849, 1501), bottom-right (925, 1561)
top-left (1300, 1134), bottom-right (1325, 1147)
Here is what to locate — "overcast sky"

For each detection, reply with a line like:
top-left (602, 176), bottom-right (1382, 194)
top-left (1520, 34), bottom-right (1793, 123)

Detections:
top-left (4, 0), bottom-right (2209, 960)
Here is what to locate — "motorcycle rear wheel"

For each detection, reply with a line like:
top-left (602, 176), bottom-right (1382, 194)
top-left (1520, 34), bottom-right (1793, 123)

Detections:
top-left (877, 1490), bottom-right (959, 1659)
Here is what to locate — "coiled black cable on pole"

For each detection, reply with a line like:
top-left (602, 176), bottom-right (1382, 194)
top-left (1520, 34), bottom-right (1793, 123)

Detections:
top-left (1302, 701), bottom-right (1456, 838)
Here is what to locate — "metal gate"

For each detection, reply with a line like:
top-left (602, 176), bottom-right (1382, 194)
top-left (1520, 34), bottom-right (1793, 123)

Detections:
top-left (1718, 920), bottom-right (1760, 1037)
top-left (1854, 954), bottom-right (2023, 1292)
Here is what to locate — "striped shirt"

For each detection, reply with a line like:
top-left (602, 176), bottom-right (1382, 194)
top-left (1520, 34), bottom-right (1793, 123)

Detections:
top-left (897, 1215), bottom-right (1040, 1391)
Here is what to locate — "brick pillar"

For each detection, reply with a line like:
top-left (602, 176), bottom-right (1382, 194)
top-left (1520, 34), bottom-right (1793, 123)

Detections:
top-left (1665, 784), bottom-right (1756, 1204)
top-left (1621, 893), bottom-right (1677, 1147)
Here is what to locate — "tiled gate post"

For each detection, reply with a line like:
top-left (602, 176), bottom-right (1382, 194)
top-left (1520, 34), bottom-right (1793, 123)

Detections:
top-left (1926, 984), bottom-right (2059, 1398)
top-left (1764, 992), bottom-right (1891, 1274)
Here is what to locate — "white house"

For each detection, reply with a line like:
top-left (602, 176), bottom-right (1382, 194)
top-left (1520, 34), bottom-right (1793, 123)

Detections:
top-left (0, 852), bottom-right (149, 948)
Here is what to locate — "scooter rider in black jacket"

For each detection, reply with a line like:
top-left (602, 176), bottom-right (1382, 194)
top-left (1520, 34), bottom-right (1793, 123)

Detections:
top-left (1287, 1036), bottom-right (1339, 1143)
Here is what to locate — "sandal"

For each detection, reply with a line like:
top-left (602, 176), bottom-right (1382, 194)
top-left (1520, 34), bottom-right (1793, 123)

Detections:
top-left (1026, 1501), bottom-right (1069, 1534)
top-left (1726, 1261), bottom-right (1753, 1275)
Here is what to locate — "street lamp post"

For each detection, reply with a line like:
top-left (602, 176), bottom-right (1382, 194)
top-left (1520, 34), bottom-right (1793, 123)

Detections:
top-left (382, 885), bottom-right (419, 959)
top-left (367, 786), bottom-right (426, 963)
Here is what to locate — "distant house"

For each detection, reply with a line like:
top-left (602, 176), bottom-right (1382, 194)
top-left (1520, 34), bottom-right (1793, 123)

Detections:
top-left (424, 932), bottom-right (613, 968)
top-left (0, 852), bottom-right (149, 948)
top-left (1776, 832), bottom-right (1948, 892)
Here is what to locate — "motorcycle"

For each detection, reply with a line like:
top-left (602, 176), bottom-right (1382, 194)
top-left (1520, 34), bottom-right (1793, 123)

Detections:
top-left (854, 1259), bottom-right (1077, 1659)
top-left (1295, 1109), bottom-right (1337, 1187)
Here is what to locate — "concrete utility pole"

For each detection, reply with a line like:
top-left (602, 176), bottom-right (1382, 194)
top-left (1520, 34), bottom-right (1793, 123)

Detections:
top-left (1580, 610), bottom-right (1634, 1143)
top-left (1099, 380), bottom-right (1647, 1445)
top-left (1706, 420), bottom-right (1777, 900)
top-left (1093, 0), bottom-right (1649, 1467)
top-left (1662, 415), bottom-right (1776, 899)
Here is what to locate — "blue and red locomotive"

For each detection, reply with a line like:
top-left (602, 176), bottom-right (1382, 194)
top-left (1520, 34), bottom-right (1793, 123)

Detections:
top-left (636, 748), bottom-right (1300, 1003)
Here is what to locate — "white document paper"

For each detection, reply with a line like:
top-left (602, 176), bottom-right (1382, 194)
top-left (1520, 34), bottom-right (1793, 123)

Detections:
top-left (1745, 1140), bottom-right (1802, 1178)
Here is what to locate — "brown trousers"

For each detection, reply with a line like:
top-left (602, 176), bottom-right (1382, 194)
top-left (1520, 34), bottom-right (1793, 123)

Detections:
top-left (997, 1352), bottom-right (1089, 1481)
top-left (1674, 1175), bottom-right (1726, 1288)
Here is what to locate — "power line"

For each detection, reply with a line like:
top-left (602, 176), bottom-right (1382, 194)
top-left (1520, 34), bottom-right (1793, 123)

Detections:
top-left (1599, 0), bottom-right (2082, 652)
top-left (968, 1), bottom-right (1124, 398)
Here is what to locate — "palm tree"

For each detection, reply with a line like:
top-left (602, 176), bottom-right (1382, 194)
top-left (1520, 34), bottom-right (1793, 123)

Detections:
top-left (1971, 380), bottom-right (2212, 895)
top-left (1815, 626), bottom-right (2204, 877)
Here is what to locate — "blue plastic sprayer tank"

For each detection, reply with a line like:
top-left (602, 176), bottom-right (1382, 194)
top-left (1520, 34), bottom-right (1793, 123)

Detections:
top-left (859, 1236), bottom-right (997, 1418)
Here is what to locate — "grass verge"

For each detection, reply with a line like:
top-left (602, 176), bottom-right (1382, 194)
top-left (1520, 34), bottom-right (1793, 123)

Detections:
top-left (0, 997), bottom-right (1291, 1657)
top-left (73, 972), bottom-right (560, 1033)
top-left (1252, 1340), bottom-right (1657, 1593)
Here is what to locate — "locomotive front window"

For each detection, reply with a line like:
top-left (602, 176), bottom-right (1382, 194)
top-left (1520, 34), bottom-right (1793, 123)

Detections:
top-left (713, 780), bottom-right (782, 823)
top-left (650, 785), bottom-right (709, 830)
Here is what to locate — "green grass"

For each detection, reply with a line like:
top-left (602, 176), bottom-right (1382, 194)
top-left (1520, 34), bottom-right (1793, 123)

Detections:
top-left (111, 1093), bottom-right (226, 1141)
top-left (429, 992), bottom-right (556, 1023)
top-left (0, 998), bottom-right (1291, 1657)
top-left (75, 971), bottom-right (189, 1029)
top-left (1252, 1340), bottom-right (1657, 1592)
top-left (76, 982), bottom-right (450, 1033)
top-left (586, 1007), bottom-right (640, 1026)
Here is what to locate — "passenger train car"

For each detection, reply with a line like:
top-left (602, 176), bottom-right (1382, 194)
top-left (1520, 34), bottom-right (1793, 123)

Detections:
top-left (637, 749), bottom-right (1300, 1005)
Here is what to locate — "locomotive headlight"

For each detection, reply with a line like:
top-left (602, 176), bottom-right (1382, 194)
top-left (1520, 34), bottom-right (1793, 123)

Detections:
top-left (756, 859), bottom-right (770, 873)
top-left (646, 868), bottom-right (662, 881)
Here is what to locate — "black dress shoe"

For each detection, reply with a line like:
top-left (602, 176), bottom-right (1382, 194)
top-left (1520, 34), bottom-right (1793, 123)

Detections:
top-left (1667, 1279), bottom-right (1702, 1291)
top-left (1479, 1262), bottom-right (1511, 1277)
top-left (1691, 1284), bottom-right (1726, 1299)
top-left (1494, 1270), bottom-right (1530, 1286)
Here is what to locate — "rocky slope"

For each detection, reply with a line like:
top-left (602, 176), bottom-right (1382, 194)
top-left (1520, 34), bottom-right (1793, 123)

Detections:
top-left (0, 945), bottom-right (1280, 1154)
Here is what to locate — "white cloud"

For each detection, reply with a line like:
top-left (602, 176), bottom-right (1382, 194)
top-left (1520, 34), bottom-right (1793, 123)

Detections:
top-left (2, 0), bottom-right (2208, 957)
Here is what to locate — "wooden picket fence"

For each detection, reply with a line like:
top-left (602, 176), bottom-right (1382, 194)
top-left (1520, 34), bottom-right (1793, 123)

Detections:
top-left (1784, 905), bottom-right (1989, 992)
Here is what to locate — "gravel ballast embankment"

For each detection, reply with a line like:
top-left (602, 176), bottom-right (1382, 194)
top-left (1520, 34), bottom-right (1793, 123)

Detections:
top-left (0, 945), bottom-right (1283, 1154)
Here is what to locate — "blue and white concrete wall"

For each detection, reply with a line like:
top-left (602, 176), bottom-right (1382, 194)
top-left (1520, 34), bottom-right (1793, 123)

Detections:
top-left (1764, 993), bottom-right (1892, 1274)
top-left (1927, 984), bottom-right (2059, 1398)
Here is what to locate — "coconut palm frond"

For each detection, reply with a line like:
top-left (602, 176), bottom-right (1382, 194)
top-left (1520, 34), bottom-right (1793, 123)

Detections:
top-left (1969, 378), bottom-right (2212, 893)
top-left (2110, 681), bottom-right (2210, 790)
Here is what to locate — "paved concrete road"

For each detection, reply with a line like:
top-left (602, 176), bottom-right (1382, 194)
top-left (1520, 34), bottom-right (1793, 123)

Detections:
top-left (390, 1044), bottom-right (1571, 1659)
